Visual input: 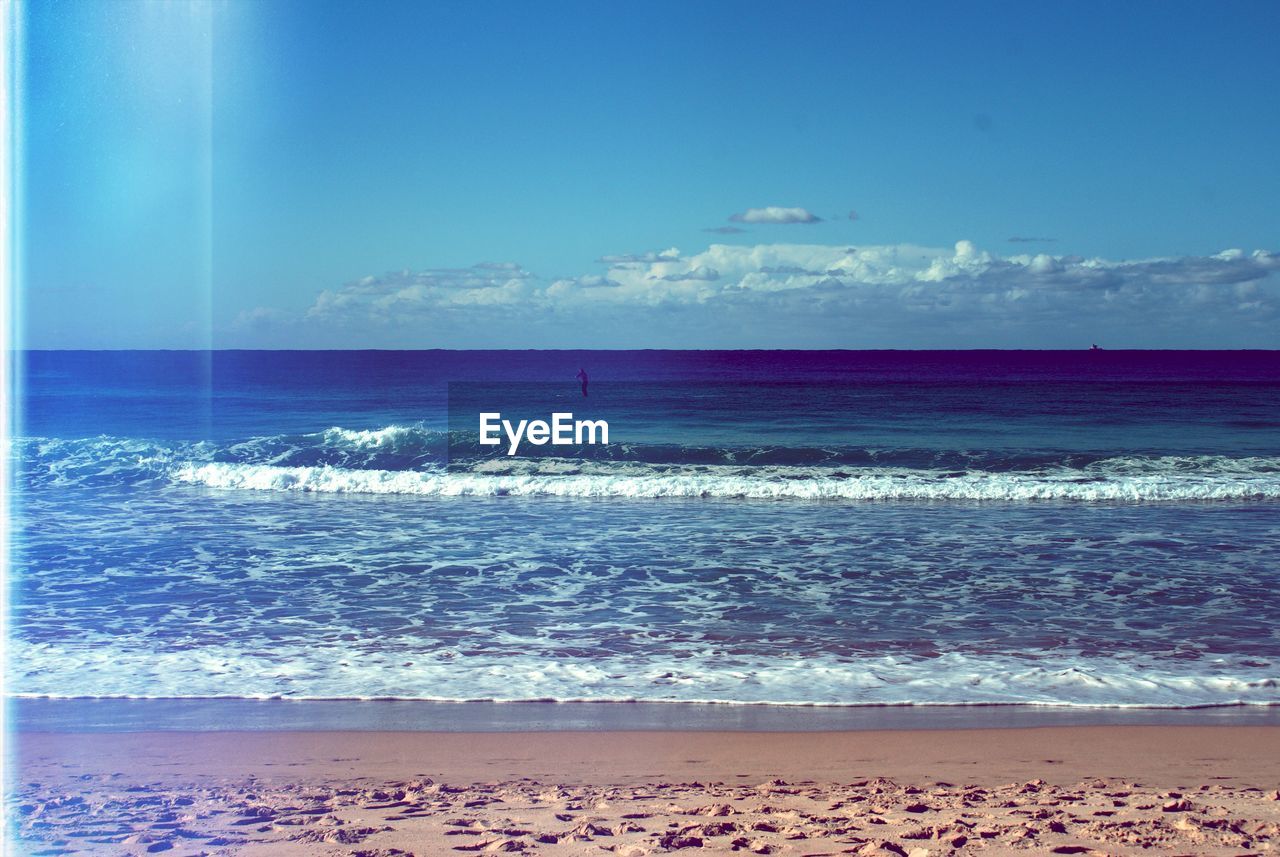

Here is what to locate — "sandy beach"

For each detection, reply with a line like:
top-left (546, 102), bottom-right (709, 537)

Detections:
top-left (11, 725), bottom-right (1280, 855)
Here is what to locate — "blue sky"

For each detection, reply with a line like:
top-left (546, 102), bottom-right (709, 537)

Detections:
top-left (18, 0), bottom-right (1280, 348)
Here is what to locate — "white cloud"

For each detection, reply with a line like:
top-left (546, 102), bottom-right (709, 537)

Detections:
top-left (233, 242), bottom-right (1280, 348)
top-left (656, 266), bottom-right (720, 282)
top-left (596, 248), bottom-right (682, 264)
top-left (729, 206), bottom-right (822, 224)
top-left (305, 263), bottom-right (537, 321)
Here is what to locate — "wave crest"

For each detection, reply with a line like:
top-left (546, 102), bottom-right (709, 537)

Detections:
top-left (16, 427), bottom-right (1280, 502)
top-left (172, 456), bottom-right (1280, 502)
top-left (9, 636), bottom-right (1279, 706)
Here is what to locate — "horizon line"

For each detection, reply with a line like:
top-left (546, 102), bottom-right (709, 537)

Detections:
top-left (12, 347), bottom-right (1280, 354)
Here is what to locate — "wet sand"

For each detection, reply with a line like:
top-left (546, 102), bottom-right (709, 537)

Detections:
top-left (11, 726), bottom-right (1280, 854)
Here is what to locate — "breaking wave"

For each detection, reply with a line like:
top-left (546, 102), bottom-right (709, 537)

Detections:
top-left (14, 426), bottom-right (1280, 502)
top-left (9, 636), bottom-right (1279, 707)
top-left (171, 458), bottom-right (1280, 501)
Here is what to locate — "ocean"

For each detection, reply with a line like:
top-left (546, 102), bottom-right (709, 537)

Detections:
top-left (10, 350), bottom-right (1280, 709)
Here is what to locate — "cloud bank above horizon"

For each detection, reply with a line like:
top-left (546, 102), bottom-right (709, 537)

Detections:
top-left (231, 240), bottom-right (1280, 349)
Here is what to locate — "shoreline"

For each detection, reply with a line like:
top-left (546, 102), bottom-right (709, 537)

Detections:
top-left (11, 725), bottom-right (1280, 854)
top-left (13, 697), bottom-right (1280, 734)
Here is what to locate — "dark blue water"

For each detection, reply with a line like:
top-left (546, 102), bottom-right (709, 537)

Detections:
top-left (11, 350), bottom-right (1280, 706)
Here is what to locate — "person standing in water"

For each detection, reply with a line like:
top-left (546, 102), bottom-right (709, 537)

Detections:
top-left (576, 368), bottom-right (588, 397)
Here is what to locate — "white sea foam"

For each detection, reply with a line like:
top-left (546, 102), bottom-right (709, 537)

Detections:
top-left (171, 456), bottom-right (1280, 502)
top-left (318, 424), bottom-right (434, 449)
top-left (7, 636), bottom-right (1277, 707)
top-left (19, 430), bottom-right (1280, 502)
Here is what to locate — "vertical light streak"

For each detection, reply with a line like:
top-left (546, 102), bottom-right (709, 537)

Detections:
top-left (0, 1), bottom-right (21, 853)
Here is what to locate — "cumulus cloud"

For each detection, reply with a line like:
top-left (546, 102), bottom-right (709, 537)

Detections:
top-left (305, 263), bottom-right (537, 322)
top-left (596, 249), bottom-right (682, 264)
top-left (729, 206), bottom-right (822, 224)
top-left (760, 265), bottom-right (824, 275)
top-left (231, 241), bottom-right (1280, 348)
top-left (655, 266), bottom-right (721, 282)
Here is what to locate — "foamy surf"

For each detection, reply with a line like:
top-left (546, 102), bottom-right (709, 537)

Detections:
top-left (16, 429), bottom-right (1280, 501)
top-left (7, 636), bottom-right (1278, 707)
top-left (171, 457), bottom-right (1280, 502)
